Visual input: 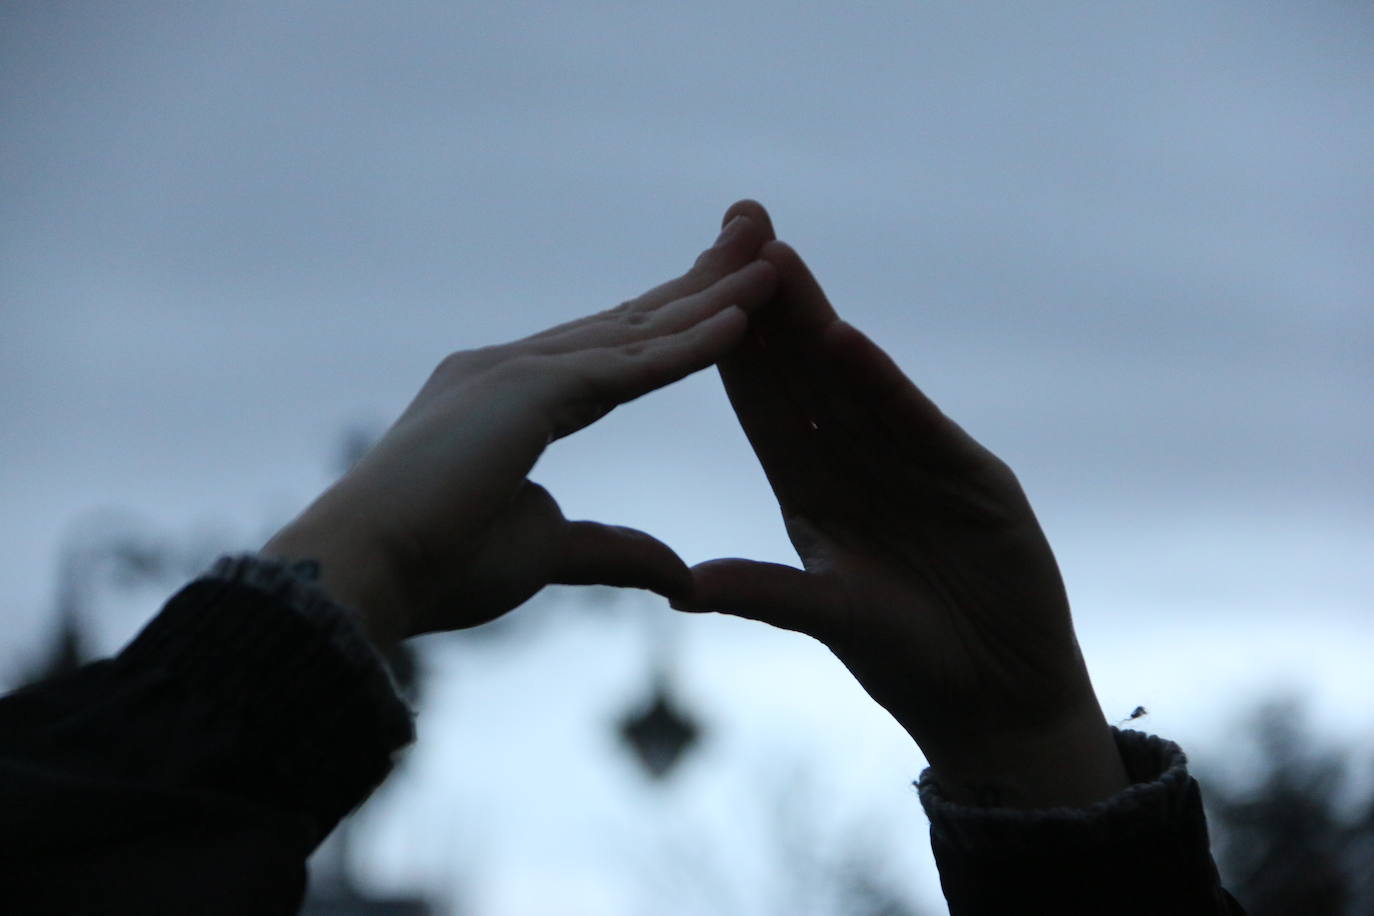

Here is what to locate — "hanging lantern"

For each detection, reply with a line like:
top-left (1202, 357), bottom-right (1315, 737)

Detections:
top-left (618, 681), bottom-right (701, 781)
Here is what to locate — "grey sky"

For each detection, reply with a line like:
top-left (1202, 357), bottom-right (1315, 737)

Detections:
top-left (3, 2), bottom-right (1371, 911)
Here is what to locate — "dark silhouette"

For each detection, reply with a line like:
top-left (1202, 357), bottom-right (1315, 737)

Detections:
top-left (0, 200), bottom-right (1246, 913)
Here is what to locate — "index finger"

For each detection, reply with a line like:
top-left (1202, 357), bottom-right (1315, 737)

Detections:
top-left (814, 320), bottom-right (993, 469)
top-left (715, 237), bottom-right (844, 516)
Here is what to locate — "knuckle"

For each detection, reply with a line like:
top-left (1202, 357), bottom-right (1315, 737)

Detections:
top-left (436, 344), bottom-right (508, 380)
top-left (690, 249), bottom-right (721, 277)
top-left (595, 300), bottom-right (653, 332)
top-left (516, 480), bottom-right (561, 517)
top-left (435, 349), bottom-right (477, 377)
top-left (491, 351), bottom-right (548, 385)
top-left (950, 463), bottom-right (1027, 529)
top-left (982, 453), bottom-right (1020, 489)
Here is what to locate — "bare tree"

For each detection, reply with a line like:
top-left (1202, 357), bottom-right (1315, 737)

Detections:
top-left (1201, 696), bottom-right (1374, 916)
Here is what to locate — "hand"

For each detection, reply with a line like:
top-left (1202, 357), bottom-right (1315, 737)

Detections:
top-left (264, 214), bottom-right (777, 646)
top-left (675, 201), bottom-right (1128, 808)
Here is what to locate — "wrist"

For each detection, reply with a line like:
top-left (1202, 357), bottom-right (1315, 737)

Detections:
top-left (261, 518), bottom-right (411, 648)
top-left (922, 706), bottom-right (1131, 810)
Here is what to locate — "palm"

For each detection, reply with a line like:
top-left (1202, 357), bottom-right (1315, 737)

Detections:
top-left (783, 459), bottom-right (1086, 748)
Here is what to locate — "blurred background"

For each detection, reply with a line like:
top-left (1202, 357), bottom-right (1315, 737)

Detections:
top-left (2, 1), bottom-right (1371, 913)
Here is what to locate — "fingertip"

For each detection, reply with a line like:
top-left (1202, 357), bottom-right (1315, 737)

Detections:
top-left (702, 304), bottom-right (753, 354)
top-left (676, 557), bottom-right (828, 638)
top-left (699, 214), bottom-right (769, 269)
top-left (697, 303), bottom-right (749, 335)
top-left (759, 238), bottom-right (797, 267)
top-left (555, 521), bottom-right (693, 597)
top-left (666, 593), bottom-right (704, 612)
top-left (721, 199), bottom-right (776, 239)
top-left (651, 564), bottom-right (695, 604)
top-left (754, 240), bottom-right (841, 334)
top-left (758, 240), bottom-right (811, 292)
top-left (736, 256), bottom-right (779, 299)
top-left (667, 560), bottom-right (730, 612)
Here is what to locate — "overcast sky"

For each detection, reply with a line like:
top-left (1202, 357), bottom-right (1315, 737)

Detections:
top-left (3, 2), bottom-right (1371, 912)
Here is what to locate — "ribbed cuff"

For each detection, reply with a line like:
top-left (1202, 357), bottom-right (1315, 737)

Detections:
top-left (918, 728), bottom-right (1194, 851)
top-left (204, 552), bottom-right (409, 699)
top-left (918, 729), bottom-right (1232, 914)
top-left (117, 554), bottom-right (415, 840)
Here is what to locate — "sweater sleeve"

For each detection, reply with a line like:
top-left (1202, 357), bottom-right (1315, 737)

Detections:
top-left (0, 554), bottom-right (415, 915)
top-left (919, 728), bottom-right (1246, 915)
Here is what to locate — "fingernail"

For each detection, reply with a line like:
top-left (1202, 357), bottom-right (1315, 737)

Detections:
top-left (713, 215), bottom-right (745, 248)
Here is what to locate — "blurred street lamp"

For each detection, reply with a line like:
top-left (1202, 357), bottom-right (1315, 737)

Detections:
top-left (619, 677), bottom-right (700, 781)
top-left (617, 601), bottom-right (702, 781)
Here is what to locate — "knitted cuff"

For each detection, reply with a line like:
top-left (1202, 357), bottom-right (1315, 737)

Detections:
top-left (117, 554), bottom-right (416, 837)
top-left (204, 552), bottom-right (409, 701)
top-left (918, 728), bottom-right (1194, 851)
top-left (918, 729), bottom-right (1229, 913)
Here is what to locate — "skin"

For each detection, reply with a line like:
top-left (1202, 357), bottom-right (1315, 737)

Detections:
top-left (265, 201), bottom-right (1129, 810)
top-left (674, 200), bottom-right (1130, 808)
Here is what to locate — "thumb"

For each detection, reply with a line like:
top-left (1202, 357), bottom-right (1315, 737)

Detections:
top-left (671, 558), bottom-right (835, 641)
top-left (549, 520), bottom-right (693, 599)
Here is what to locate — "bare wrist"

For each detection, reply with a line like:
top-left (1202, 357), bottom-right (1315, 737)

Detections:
top-left (261, 520), bottom-right (410, 649)
top-left (924, 708), bottom-right (1131, 810)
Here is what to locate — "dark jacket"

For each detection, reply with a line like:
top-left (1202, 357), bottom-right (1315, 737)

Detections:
top-left (0, 555), bottom-right (1244, 914)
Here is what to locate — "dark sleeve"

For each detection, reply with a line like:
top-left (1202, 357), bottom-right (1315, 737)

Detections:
top-left (918, 728), bottom-right (1246, 915)
top-left (0, 555), bottom-right (415, 916)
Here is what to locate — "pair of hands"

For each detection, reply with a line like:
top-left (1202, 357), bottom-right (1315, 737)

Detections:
top-left (265, 200), bottom-right (1128, 808)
